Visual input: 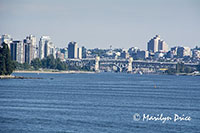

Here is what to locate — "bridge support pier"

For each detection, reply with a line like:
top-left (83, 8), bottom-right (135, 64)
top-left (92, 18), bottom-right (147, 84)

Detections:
top-left (95, 56), bottom-right (100, 72)
top-left (127, 57), bottom-right (133, 72)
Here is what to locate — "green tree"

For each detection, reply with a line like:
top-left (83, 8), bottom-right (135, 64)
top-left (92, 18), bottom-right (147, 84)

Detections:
top-left (13, 54), bottom-right (71, 71)
top-left (0, 53), bottom-right (6, 75)
top-left (184, 67), bottom-right (193, 73)
top-left (22, 63), bottom-right (31, 70)
top-left (166, 68), bottom-right (176, 74)
top-left (0, 42), bottom-right (14, 75)
top-left (31, 58), bottom-right (42, 70)
top-left (13, 61), bottom-right (22, 70)
top-left (55, 58), bottom-right (66, 70)
top-left (47, 55), bottom-right (56, 69)
top-left (4, 43), bottom-right (14, 74)
top-left (41, 55), bottom-right (56, 69)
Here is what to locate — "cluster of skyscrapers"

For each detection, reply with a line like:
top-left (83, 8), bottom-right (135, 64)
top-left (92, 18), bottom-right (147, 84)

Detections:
top-left (0, 34), bottom-right (56, 64)
top-left (0, 34), bottom-right (37, 64)
top-left (0, 34), bottom-right (85, 64)
top-left (0, 34), bottom-right (199, 64)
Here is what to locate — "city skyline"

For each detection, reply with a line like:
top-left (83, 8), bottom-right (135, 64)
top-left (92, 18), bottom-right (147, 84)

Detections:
top-left (1, 33), bottom-right (199, 50)
top-left (2, 33), bottom-right (199, 63)
top-left (0, 0), bottom-right (200, 49)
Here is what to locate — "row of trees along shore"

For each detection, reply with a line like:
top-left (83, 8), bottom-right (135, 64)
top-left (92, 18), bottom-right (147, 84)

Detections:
top-left (166, 62), bottom-right (200, 74)
top-left (13, 55), bottom-right (90, 71)
top-left (0, 43), bottom-right (90, 75)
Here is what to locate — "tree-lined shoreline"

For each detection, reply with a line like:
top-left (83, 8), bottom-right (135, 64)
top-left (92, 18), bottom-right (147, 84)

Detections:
top-left (0, 43), bottom-right (93, 79)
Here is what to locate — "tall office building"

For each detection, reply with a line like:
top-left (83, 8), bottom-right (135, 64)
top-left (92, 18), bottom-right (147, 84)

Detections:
top-left (29, 35), bottom-right (37, 59)
top-left (67, 41), bottom-right (83, 59)
top-left (10, 41), bottom-right (24, 63)
top-left (147, 35), bottom-right (159, 53)
top-left (39, 36), bottom-right (55, 59)
top-left (147, 35), bottom-right (168, 53)
top-left (23, 35), bottom-right (36, 64)
top-left (68, 41), bottom-right (78, 59)
top-left (44, 41), bottom-right (55, 58)
top-left (39, 36), bottom-right (50, 59)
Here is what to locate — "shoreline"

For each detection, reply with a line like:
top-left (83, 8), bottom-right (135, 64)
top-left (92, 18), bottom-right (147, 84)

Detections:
top-left (14, 70), bottom-right (200, 75)
top-left (0, 75), bottom-right (42, 79)
top-left (14, 70), bottom-right (96, 74)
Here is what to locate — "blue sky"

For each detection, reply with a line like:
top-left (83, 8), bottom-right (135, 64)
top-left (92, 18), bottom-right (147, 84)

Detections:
top-left (0, 0), bottom-right (200, 49)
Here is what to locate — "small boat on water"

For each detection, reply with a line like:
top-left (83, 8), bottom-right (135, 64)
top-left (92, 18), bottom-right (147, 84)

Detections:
top-left (139, 71), bottom-right (143, 75)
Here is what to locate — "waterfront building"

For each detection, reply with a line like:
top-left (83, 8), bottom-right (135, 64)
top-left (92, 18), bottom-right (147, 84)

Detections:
top-left (44, 41), bottom-right (55, 58)
top-left (10, 41), bottom-right (24, 63)
top-left (68, 41), bottom-right (82, 59)
top-left (39, 36), bottom-right (55, 59)
top-left (23, 35), bottom-right (36, 64)
top-left (39, 36), bottom-right (50, 59)
top-left (68, 41), bottom-right (78, 59)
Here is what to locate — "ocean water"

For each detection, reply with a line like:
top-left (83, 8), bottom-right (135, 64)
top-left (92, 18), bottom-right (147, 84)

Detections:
top-left (0, 73), bottom-right (200, 133)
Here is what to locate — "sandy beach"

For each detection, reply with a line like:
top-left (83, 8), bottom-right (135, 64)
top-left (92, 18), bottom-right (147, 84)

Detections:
top-left (14, 70), bottom-right (96, 74)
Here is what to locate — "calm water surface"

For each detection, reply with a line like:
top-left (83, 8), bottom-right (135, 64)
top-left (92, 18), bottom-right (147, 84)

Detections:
top-left (0, 73), bottom-right (200, 133)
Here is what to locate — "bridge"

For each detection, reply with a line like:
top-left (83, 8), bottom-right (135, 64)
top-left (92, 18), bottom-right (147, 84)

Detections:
top-left (65, 58), bottom-right (198, 72)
